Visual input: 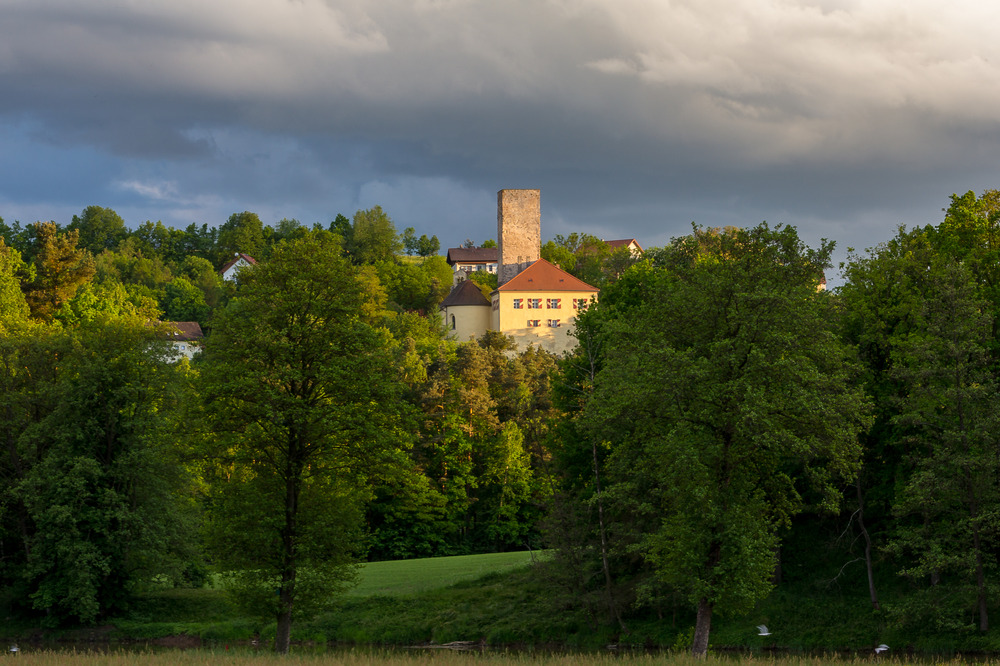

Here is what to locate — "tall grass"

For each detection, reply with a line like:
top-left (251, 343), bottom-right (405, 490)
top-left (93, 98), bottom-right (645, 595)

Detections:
top-left (3, 649), bottom-right (989, 666)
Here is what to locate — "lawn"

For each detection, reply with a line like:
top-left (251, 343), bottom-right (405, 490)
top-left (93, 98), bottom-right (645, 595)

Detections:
top-left (349, 551), bottom-right (546, 597)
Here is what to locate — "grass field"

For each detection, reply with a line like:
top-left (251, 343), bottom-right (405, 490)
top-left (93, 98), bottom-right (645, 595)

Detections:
top-left (349, 552), bottom-right (545, 597)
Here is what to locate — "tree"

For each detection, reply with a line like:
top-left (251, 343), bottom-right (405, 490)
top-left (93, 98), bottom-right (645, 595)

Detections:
top-left (0, 241), bottom-right (31, 331)
top-left (884, 258), bottom-right (1000, 632)
top-left (216, 211), bottom-right (265, 266)
top-left (22, 222), bottom-right (96, 320)
top-left (349, 206), bottom-right (402, 264)
top-left (1, 314), bottom-right (193, 625)
top-left (402, 227), bottom-right (419, 256)
top-left (581, 224), bottom-right (870, 656)
top-left (417, 234), bottom-right (440, 257)
top-left (198, 232), bottom-right (409, 653)
top-left (69, 206), bottom-right (128, 255)
top-left (161, 277), bottom-right (211, 325)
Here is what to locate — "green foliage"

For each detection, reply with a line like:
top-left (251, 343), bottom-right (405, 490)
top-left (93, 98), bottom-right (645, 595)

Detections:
top-left (215, 211), bottom-right (265, 266)
top-left (467, 268), bottom-right (498, 296)
top-left (349, 205), bottom-right (402, 264)
top-left (197, 231), bottom-right (411, 651)
top-left (69, 205), bottom-right (128, 255)
top-left (0, 314), bottom-right (196, 626)
top-left (0, 240), bottom-right (31, 330)
top-left (571, 223), bottom-right (870, 654)
top-left (22, 221), bottom-right (96, 320)
top-left (161, 277), bottom-right (210, 324)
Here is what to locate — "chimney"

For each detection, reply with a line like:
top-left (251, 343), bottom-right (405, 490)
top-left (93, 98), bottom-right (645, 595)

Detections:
top-left (497, 189), bottom-right (540, 286)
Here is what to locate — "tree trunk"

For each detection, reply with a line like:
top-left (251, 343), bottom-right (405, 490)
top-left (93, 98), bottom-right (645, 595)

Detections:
top-left (972, 515), bottom-right (988, 631)
top-left (592, 438), bottom-right (627, 634)
top-left (275, 603), bottom-right (293, 654)
top-left (692, 597), bottom-right (713, 657)
top-left (856, 477), bottom-right (880, 610)
top-left (275, 444), bottom-right (301, 654)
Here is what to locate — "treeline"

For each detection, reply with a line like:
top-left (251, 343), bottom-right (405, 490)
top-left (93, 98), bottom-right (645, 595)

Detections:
top-left (3, 191), bottom-right (1000, 654)
top-left (0, 205), bottom-right (550, 651)
top-left (0, 205), bottom-right (450, 328)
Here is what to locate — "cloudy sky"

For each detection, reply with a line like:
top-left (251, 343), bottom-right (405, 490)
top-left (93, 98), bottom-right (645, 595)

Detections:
top-left (2, 0), bottom-right (1000, 282)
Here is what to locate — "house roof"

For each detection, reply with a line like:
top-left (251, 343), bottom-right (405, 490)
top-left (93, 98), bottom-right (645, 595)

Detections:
top-left (165, 321), bottom-right (204, 342)
top-left (446, 247), bottom-right (498, 265)
top-left (219, 253), bottom-right (257, 275)
top-left (605, 238), bottom-right (643, 252)
top-left (497, 258), bottom-right (597, 292)
top-left (440, 279), bottom-right (491, 307)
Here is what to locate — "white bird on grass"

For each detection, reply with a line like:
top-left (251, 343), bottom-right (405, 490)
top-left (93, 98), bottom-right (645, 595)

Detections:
top-left (9, 644), bottom-right (19, 654)
top-left (875, 644), bottom-right (889, 654)
top-left (757, 625), bottom-right (772, 636)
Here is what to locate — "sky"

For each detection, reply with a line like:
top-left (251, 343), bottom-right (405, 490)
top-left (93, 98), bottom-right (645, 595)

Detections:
top-left (3, 0), bottom-right (1000, 284)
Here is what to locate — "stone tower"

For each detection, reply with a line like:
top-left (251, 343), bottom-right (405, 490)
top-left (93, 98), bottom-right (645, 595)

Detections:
top-left (497, 189), bottom-right (541, 286)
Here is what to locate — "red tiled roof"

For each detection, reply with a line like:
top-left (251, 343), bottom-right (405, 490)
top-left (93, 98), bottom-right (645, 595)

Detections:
top-left (440, 279), bottom-right (491, 307)
top-left (219, 253), bottom-right (258, 275)
top-left (446, 247), bottom-right (498, 265)
top-left (497, 258), bottom-right (597, 292)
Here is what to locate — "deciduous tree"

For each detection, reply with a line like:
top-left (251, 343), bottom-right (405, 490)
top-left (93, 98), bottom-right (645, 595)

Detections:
top-left (198, 231), bottom-right (409, 653)
top-left (582, 224), bottom-right (870, 656)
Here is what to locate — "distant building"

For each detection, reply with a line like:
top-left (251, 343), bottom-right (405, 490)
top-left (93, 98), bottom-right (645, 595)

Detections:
top-left (605, 238), bottom-right (644, 256)
top-left (440, 189), bottom-right (603, 355)
top-left (219, 253), bottom-right (257, 281)
top-left (440, 279), bottom-right (492, 342)
top-left (445, 247), bottom-right (499, 286)
top-left (491, 258), bottom-right (598, 355)
top-left (163, 321), bottom-right (204, 362)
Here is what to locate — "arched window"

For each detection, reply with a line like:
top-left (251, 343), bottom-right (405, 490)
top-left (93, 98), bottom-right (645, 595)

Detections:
top-left (450, 314), bottom-right (456, 330)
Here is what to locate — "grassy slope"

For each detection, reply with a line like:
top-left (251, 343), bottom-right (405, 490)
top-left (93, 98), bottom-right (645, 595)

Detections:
top-left (16, 541), bottom-right (1000, 653)
top-left (348, 552), bottom-right (542, 597)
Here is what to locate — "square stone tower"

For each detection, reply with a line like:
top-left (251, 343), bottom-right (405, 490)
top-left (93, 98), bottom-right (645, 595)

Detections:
top-left (497, 189), bottom-right (541, 286)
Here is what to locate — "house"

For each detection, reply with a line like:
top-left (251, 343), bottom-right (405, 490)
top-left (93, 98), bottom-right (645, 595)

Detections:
top-left (164, 321), bottom-right (204, 362)
top-left (605, 238), bottom-right (644, 256)
top-left (445, 247), bottom-right (498, 285)
top-left (440, 189), bottom-right (602, 355)
top-left (491, 258), bottom-right (598, 355)
top-left (219, 253), bottom-right (257, 281)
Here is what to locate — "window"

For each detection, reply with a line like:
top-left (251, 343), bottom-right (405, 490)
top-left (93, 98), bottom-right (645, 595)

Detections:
top-left (527, 319), bottom-right (540, 328)
top-left (573, 298), bottom-right (588, 310)
top-left (513, 298), bottom-right (523, 309)
top-left (547, 298), bottom-right (561, 309)
top-left (450, 314), bottom-right (456, 330)
top-left (528, 298), bottom-right (542, 309)
top-left (547, 319), bottom-right (561, 328)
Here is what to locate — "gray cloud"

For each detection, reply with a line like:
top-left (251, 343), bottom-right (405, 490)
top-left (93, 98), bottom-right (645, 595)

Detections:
top-left (1, 0), bottom-right (1000, 283)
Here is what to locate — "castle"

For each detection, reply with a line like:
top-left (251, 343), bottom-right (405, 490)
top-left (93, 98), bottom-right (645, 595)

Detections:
top-left (440, 189), bottom-right (599, 355)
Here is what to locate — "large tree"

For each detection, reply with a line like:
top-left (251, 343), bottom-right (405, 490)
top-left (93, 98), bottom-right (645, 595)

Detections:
top-left (0, 311), bottom-right (193, 625)
top-left (198, 231), bottom-right (409, 653)
top-left (22, 222), bottom-right (95, 320)
top-left (581, 224), bottom-right (870, 656)
top-left (349, 206), bottom-right (402, 264)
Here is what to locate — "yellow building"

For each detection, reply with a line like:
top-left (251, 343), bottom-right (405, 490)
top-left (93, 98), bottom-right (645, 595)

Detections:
top-left (440, 279), bottom-right (492, 343)
top-left (491, 258), bottom-right (598, 355)
top-left (439, 188), bottom-right (604, 355)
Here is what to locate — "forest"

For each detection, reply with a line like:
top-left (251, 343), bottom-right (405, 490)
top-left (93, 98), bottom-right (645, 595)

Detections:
top-left (1, 191), bottom-right (1000, 655)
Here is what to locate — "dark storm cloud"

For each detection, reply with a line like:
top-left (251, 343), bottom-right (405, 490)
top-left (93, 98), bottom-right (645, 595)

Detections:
top-left (2, 0), bottom-right (1000, 276)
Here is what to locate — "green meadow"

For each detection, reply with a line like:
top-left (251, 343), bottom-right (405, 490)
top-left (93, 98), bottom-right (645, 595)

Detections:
top-left (348, 552), bottom-right (544, 597)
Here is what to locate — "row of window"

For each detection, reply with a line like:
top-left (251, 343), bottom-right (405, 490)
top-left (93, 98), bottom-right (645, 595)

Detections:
top-left (526, 319), bottom-right (563, 328)
top-left (512, 298), bottom-right (588, 310)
